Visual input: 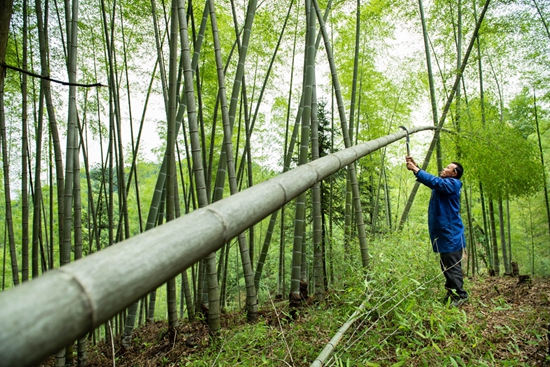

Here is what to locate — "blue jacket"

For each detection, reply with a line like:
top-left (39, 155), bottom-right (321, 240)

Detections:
top-left (415, 169), bottom-right (466, 253)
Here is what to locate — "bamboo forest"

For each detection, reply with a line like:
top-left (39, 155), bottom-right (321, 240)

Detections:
top-left (2, 0), bottom-right (550, 365)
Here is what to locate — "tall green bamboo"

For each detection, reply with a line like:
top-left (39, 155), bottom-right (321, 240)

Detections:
top-left (280, 3), bottom-right (301, 298)
top-left (348, 0), bottom-right (359, 146)
top-left (312, 0), bottom-right (369, 267)
top-left (56, 0), bottom-right (80, 364)
top-left (35, 0), bottom-right (65, 268)
top-left (118, 1), bottom-right (145, 238)
top-left (398, 0), bottom-right (491, 230)
top-left (85, 43), bottom-right (107, 255)
top-left (165, 0), bottom-right (179, 329)
top-left (229, 0), bottom-right (256, 266)
top-left (207, 0), bottom-right (257, 322)
top-left (210, 0), bottom-right (258, 203)
top-left (32, 82), bottom-right (44, 278)
top-left (48, 135), bottom-right (54, 269)
top-left (498, 196), bottom-right (510, 274)
top-left (73, 131), bottom-right (82, 262)
top-left (343, 170), bottom-right (352, 257)
top-left (144, 0), bottom-right (171, 319)
top-left (122, 1), bottom-right (171, 343)
top-left (532, 0), bottom-right (550, 40)
top-left (471, 3), bottom-right (492, 274)
top-left (175, 131), bottom-right (195, 321)
top-left (0, 0), bottom-right (13, 85)
top-left (20, 0), bottom-right (29, 282)
top-left (311, 84), bottom-right (325, 303)
top-left (0, 72), bottom-right (18, 287)
top-left (61, 0), bottom-right (79, 268)
top-left (205, 0), bottom-right (257, 320)
top-left (489, 199), bottom-right (500, 275)
top-left (252, 0), bottom-right (296, 294)
top-left (290, 0), bottom-right (315, 306)
top-left (463, 184), bottom-right (476, 275)
top-left (182, 0), bottom-right (218, 331)
top-left (342, 0), bottom-right (360, 260)
top-left (479, 183), bottom-right (492, 271)
top-left (73, 126), bottom-right (87, 365)
top-left (123, 0), bottom-right (211, 343)
top-left (105, 7), bottom-right (131, 249)
top-left (506, 199), bottom-right (512, 272)
top-left (474, 2), bottom-right (499, 276)
top-left (454, 0), bottom-right (462, 135)
top-left (418, 0), bottom-right (442, 173)
top-left (533, 90), bottom-right (550, 236)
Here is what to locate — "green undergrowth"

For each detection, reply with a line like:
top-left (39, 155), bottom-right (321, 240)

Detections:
top-left (76, 232), bottom-right (550, 367)
top-left (176, 233), bottom-right (550, 366)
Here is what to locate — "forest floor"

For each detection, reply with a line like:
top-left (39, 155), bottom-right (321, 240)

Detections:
top-left (40, 275), bottom-right (550, 366)
top-left (459, 275), bottom-right (550, 366)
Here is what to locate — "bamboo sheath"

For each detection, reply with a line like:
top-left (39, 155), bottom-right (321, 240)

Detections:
top-left (0, 126), bottom-right (436, 366)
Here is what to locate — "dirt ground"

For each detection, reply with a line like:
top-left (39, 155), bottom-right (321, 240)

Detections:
top-left (89, 321), bottom-right (210, 366)
top-left (462, 275), bottom-right (550, 366)
top-left (38, 275), bottom-right (550, 366)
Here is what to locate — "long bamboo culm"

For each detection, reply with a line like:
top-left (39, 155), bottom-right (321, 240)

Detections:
top-left (0, 126), bottom-right (436, 367)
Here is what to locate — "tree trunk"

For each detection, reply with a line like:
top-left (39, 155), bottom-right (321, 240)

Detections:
top-left (245, 0), bottom-right (296, 294)
top-left (418, 0), bottom-right (443, 173)
top-left (290, 0), bottom-right (315, 307)
top-left (165, 0), bottom-right (179, 329)
top-left (398, 0), bottom-right (491, 230)
top-left (21, 0), bottom-right (29, 282)
top-left (32, 88), bottom-right (44, 278)
top-left (0, 0), bottom-right (14, 83)
top-left (36, 0), bottom-right (65, 266)
top-left (207, 0), bottom-right (257, 323)
top-left (74, 134), bottom-right (87, 366)
top-left (498, 196), bottom-right (510, 275)
top-left (61, 0), bottom-right (79, 270)
top-left (0, 74), bottom-right (19, 287)
top-left (489, 199), bottom-right (500, 276)
top-left (311, 85), bottom-right (325, 303)
top-left (533, 90), bottom-right (550, 236)
top-left (313, 0), bottom-right (370, 267)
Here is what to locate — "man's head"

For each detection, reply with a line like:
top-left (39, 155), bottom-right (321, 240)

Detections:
top-left (441, 162), bottom-right (464, 179)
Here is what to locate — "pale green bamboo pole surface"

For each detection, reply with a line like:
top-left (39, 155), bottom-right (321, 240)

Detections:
top-left (0, 126), bottom-right (436, 367)
top-left (310, 301), bottom-right (367, 367)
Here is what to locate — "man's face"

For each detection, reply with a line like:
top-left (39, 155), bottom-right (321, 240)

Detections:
top-left (440, 163), bottom-right (458, 178)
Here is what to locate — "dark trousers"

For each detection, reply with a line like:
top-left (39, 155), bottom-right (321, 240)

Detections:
top-left (439, 249), bottom-right (468, 299)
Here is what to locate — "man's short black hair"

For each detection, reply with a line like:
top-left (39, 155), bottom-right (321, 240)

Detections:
top-left (452, 162), bottom-right (464, 179)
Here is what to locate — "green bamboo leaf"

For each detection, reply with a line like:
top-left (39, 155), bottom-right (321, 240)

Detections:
top-left (450, 356), bottom-right (459, 367)
top-left (390, 361), bottom-right (406, 367)
top-left (415, 331), bottom-right (426, 339)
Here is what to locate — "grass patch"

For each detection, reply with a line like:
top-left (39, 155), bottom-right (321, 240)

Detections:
top-left (39, 234), bottom-right (550, 366)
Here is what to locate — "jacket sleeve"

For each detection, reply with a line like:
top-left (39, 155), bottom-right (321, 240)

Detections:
top-left (415, 169), bottom-right (461, 194)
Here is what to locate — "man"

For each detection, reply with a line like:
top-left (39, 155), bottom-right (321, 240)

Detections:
top-left (406, 156), bottom-right (468, 307)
